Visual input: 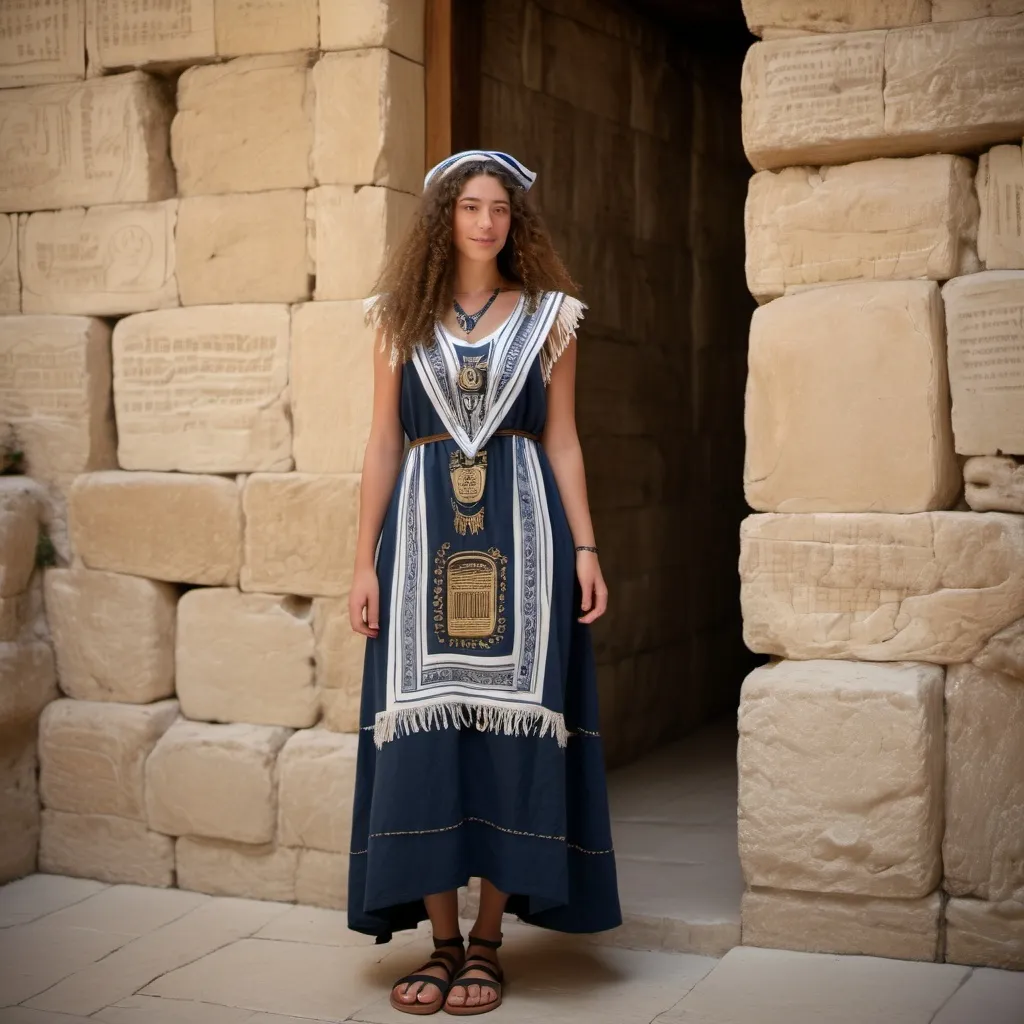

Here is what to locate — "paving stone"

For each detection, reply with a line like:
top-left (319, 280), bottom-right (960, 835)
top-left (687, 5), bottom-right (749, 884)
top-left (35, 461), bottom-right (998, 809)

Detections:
top-left (0, 874), bottom-right (108, 930)
top-left (39, 884), bottom-right (207, 938)
top-left (96, 995), bottom-right (337, 1023)
top-left (253, 904), bottom-right (393, 948)
top-left (932, 967), bottom-right (1024, 1024)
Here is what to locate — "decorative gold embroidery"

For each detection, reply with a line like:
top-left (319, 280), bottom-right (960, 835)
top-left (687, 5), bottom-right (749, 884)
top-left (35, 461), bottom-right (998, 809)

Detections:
top-left (433, 545), bottom-right (507, 648)
top-left (450, 450), bottom-right (487, 535)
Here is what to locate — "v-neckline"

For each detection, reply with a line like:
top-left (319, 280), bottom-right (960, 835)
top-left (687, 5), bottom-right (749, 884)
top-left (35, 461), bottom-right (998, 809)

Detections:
top-left (440, 292), bottom-right (526, 347)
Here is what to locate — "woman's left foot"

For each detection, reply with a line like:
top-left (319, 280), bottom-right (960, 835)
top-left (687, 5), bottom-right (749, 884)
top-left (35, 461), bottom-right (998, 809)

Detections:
top-left (443, 934), bottom-right (503, 1016)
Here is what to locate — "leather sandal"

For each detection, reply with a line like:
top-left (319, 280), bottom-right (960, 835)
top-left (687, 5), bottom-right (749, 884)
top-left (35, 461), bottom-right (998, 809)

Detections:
top-left (444, 934), bottom-right (504, 1016)
top-left (390, 935), bottom-right (465, 1016)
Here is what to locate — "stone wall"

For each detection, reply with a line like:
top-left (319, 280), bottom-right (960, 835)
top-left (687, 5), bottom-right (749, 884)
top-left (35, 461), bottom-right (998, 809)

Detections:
top-left (480, 0), bottom-right (756, 767)
top-left (0, 0), bottom-right (425, 901)
top-left (737, 3), bottom-right (1024, 971)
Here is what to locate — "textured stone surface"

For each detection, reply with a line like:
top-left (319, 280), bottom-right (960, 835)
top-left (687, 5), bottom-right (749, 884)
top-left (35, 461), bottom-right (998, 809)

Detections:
top-left (241, 474), bottom-right (360, 598)
top-left (0, 316), bottom-right (117, 486)
top-left (744, 280), bottom-right (959, 513)
top-left (145, 719), bottom-right (291, 844)
top-left (291, 301), bottom-right (375, 474)
top-left (69, 471), bottom-right (242, 585)
top-left (173, 53), bottom-right (314, 196)
top-left (19, 201), bottom-right (179, 316)
top-left (112, 304), bottom-right (292, 472)
top-left (738, 659), bottom-right (944, 897)
top-left (978, 144), bottom-right (1024, 271)
top-left (740, 512), bottom-right (1024, 663)
top-left (87, 0), bottom-right (215, 69)
top-left (277, 730), bottom-right (357, 853)
top-left (39, 698), bottom-right (178, 820)
top-left (745, 157), bottom-right (978, 301)
top-left (0, 480), bottom-right (41, 598)
top-left (177, 190), bottom-right (310, 305)
top-left (945, 897), bottom-right (1024, 970)
top-left (214, 0), bottom-right (318, 56)
top-left (320, 0), bottom-right (424, 61)
top-left (742, 18), bottom-right (1024, 170)
top-left (965, 456), bottom-right (1024, 513)
top-left (0, 740), bottom-right (39, 883)
top-left (313, 50), bottom-right (424, 195)
top-left (944, 664), bottom-right (1024, 902)
top-left (932, 0), bottom-right (1024, 18)
top-left (741, 888), bottom-right (941, 961)
top-left (0, 0), bottom-right (85, 87)
top-left (309, 186), bottom-right (417, 301)
top-left (176, 588), bottom-right (318, 729)
top-left (313, 598), bottom-right (364, 733)
top-left (741, 0), bottom-right (929, 37)
top-left (44, 568), bottom-right (177, 703)
top-left (295, 849), bottom-right (349, 910)
top-left (175, 837), bottom-right (298, 902)
top-left (974, 618), bottom-right (1024, 682)
top-left (0, 72), bottom-right (175, 213)
top-left (0, 214), bottom-right (19, 313)
top-left (943, 271), bottom-right (1024, 456)
top-left (0, 642), bottom-right (57, 736)
top-left (39, 809), bottom-right (175, 887)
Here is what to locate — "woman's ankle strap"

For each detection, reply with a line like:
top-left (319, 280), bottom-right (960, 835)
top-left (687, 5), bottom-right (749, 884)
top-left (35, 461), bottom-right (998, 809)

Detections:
top-left (433, 935), bottom-right (464, 948)
top-left (467, 934), bottom-right (502, 949)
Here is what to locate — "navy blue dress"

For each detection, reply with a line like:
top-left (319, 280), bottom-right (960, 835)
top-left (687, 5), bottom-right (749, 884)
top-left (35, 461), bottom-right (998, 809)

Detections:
top-left (348, 292), bottom-right (621, 941)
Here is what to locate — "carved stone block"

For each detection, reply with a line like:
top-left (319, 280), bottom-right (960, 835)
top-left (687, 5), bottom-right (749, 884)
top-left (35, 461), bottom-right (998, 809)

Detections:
top-left (313, 597), bottom-right (365, 733)
top-left (0, 0), bottom-right (86, 88)
top-left (978, 145), bottom-right (1024, 271)
top-left (965, 456), bottom-right (1024, 513)
top-left (175, 836), bottom-right (298, 902)
top-left (320, 0), bottom-right (424, 61)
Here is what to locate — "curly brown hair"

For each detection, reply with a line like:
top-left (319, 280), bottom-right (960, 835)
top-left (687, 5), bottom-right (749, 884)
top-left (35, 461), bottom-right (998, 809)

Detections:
top-left (366, 161), bottom-right (580, 366)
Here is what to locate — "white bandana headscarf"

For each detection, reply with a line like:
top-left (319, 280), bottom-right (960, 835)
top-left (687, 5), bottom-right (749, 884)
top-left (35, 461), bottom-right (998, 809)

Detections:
top-left (424, 150), bottom-right (537, 192)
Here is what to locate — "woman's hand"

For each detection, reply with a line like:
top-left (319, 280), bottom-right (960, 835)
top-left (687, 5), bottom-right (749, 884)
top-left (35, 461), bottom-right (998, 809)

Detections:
top-left (349, 566), bottom-right (380, 637)
top-left (576, 551), bottom-right (608, 624)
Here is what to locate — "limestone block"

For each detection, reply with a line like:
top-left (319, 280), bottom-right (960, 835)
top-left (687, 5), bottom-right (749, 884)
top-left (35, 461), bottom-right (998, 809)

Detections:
top-left (175, 837), bottom-right (298, 902)
top-left (974, 619), bottom-right (1024, 682)
top-left (0, 573), bottom-right (44, 645)
top-left (0, 642), bottom-right (57, 736)
top-left (741, 888), bottom-right (941, 961)
top-left (295, 848), bottom-right (348, 910)
top-left (177, 191), bottom-right (310, 305)
top-left (309, 186), bottom-right (417, 301)
top-left (277, 730), bottom-right (357, 852)
top-left (965, 456), bottom-right (1024, 513)
top-left (176, 588), bottom-right (317, 729)
top-left (946, 898), bottom-right (1024, 970)
top-left (69, 471), bottom-right (242, 586)
top-left (978, 145), bottom-right (1024, 271)
top-left (291, 301), bottom-right (374, 474)
top-left (39, 809), bottom-right (174, 887)
top-left (738, 659), bottom-right (945, 897)
top-left (744, 281), bottom-right (959, 513)
top-left (944, 664), bottom-right (1024, 902)
top-left (943, 271), bottom-right (1024, 456)
top-left (87, 0), bottom-right (215, 70)
top-left (313, 50), bottom-right (424, 196)
top-left (19, 202), bottom-right (178, 316)
top-left (741, 512), bottom-right (1024, 663)
top-left (39, 698), bottom-right (178, 820)
top-left (0, 0), bottom-right (85, 87)
top-left (0, 72), bottom-right (175, 213)
top-left (742, 18), bottom-right (1024, 170)
top-left (112, 305), bottom-right (291, 473)
top-left (144, 719), bottom-right (291, 843)
top-left (320, 0), bottom-right (423, 61)
top-left (0, 316), bottom-right (116, 486)
top-left (313, 598), bottom-right (364, 733)
top-left (741, 0), bottom-right (929, 37)
top-left (214, 0), bottom-right (317, 57)
top-left (932, 1), bottom-right (1024, 19)
top-left (0, 480), bottom-right (41, 598)
top-left (44, 568), bottom-right (176, 703)
top-left (0, 215), bottom-right (19, 313)
top-left (745, 158), bottom-right (979, 301)
top-left (0, 740), bottom-right (39, 883)
top-left (173, 53), bottom-right (314, 196)
top-left (241, 474), bottom-right (360, 598)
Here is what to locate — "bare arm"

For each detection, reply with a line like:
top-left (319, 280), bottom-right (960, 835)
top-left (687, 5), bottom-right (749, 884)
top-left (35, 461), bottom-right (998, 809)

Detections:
top-left (349, 334), bottom-right (405, 635)
top-left (542, 337), bottom-right (607, 623)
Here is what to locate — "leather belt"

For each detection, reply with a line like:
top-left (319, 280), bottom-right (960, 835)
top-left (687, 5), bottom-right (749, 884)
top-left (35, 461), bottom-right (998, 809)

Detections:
top-left (409, 429), bottom-right (540, 448)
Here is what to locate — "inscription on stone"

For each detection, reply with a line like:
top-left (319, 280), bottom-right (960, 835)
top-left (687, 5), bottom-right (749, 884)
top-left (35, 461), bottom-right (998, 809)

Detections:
top-left (89, 0), bottom-right (215, 69)
top-left (0, 215), bottom-right (18, 313)
top-left (979, 146), bottom-right (1024, 271)
top-left (0, 0), bottom-right (84, 88)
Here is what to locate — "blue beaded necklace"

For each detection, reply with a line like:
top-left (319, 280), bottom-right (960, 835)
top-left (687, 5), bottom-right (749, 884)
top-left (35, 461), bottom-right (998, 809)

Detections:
top-left (453, 288), bottom-right (500, 334)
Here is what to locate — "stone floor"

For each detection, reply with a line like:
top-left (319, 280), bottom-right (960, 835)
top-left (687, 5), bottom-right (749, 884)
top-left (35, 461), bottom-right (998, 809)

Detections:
top-left (2, 874), bottom-right (1023, 1023)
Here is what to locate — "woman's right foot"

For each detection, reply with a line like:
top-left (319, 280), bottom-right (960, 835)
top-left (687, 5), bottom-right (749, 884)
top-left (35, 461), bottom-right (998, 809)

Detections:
top-left (390, 936), bottom-right (465, 1015)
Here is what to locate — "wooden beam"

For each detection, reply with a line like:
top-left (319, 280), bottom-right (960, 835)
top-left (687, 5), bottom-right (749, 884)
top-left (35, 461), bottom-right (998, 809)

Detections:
top-left (425, 0), bottom-right (482, 170)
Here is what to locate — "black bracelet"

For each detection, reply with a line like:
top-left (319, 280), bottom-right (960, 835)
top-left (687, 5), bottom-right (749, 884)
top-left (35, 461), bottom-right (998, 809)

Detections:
top-left (575, 545), bottom-right (598, 554)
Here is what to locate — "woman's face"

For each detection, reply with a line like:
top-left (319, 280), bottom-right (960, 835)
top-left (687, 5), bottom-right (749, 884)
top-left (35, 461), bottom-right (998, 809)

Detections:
top-left (452, 174), bottom-right (512, 264)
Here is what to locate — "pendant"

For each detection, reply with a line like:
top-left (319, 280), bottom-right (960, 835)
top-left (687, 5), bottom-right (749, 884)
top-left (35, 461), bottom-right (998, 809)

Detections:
top-left (450, 450), bottom-right (486, 534)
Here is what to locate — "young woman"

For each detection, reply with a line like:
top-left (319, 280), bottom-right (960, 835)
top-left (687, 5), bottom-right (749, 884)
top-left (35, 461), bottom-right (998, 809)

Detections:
top-left (348, 150), bottom-right (621, 1016)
